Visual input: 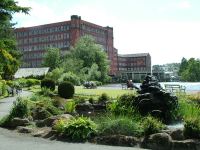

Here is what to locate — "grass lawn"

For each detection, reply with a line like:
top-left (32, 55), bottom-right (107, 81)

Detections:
top-left (75, 86), bottom-right (137, 99)
top-left (26, 85), bottom-right (137, 99)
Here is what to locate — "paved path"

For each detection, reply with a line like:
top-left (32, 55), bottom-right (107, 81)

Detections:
top-left (0, 90), bottom-right (32, 119)
top-left (0, 91), bottom-right (144, 150)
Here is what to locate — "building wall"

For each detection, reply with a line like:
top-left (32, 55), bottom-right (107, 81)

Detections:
top-left (14, 15), bottom-right (118, 75)
top-left (118, 53), bottom-right (151, 81)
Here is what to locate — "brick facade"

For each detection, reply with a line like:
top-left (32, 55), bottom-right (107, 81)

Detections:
top-left (118, 53), bottom-right (151, 81)
top-left (14, 15), bottom-right (118, 75)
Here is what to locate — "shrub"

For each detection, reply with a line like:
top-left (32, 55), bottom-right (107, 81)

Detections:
top-left (6, 80), bottom-right (13, 87)
top-left (178, 95), bottom-right (200, 120)
top-left (89, 97), bottom-right (94, 104)
top-left (107, 93), bottom-right (137, 116)
top-left (98, 93), bottom-right (110, 104)
top-left (58, 72), bottom-right (80, 86)
top-left (107, 101), bottom-right (136, 116)
top-left (0, 80), bottom-right (7, 96)
top-left (64, 101), bottom-right (76, 113)
top-left (142, 116), bottom-right (165, 136)
top-left (96, 115), bottom-right (143, 137)
top-left (10, 97), bottom-right (29, 119)
top-left (14, 78), bottom-right (26, 87)
top-left (41, 78), bottom-right (55, 91)
top-left (63, 116), bottom-right (97, 141)
top-left (184, 117), bottom-right (200, 139)
top-left (58, 81), bottom-right (74, 99)
top-left (29, 95), bottom-right (62, 119)
top-left (74, 96), bottom-right (86, 104)
top-left (53, 118), bottom-right (69, 133)
top-left (38, 87), bottom-right (54, 97)
top-left (118, 93), bottom-right (137, 108)
top-left (46, 68), bottom-right (64, 84)
top-left (26, 79), bottom-right (40, 87)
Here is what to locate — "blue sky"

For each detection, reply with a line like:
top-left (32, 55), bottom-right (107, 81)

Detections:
top-left (13, 0), bottom-right (200, 65)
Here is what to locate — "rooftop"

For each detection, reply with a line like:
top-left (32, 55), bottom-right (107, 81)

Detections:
top-left (118, 53), bottom-right (150, 58)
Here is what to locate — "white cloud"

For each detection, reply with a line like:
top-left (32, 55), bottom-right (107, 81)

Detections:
top-left (115, 21), bottom-right (200, 64)
top-left (177, 1), bottom-right (192, 9)
top-left (13, 0), bottom-right (199, 65)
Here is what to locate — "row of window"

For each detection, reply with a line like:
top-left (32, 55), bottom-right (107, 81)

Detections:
top-left (119, 62), bottom-right (146, 67)
top-left (17, 33), bottom-right (70, 45)
top-left (16, 25), bottom-right (70, 38)
top-left (119, 67), bottom-right (147, 71)
top-left (81, 24), bottom-right (106, 35)
top-left (20, 41), bottom-right (70, 51)
top-left (22, 60), bottom-right (42, 68)
top-left (23, 53), bottom-right (44, 59)
top-left (118, 57), bottom-right (146, 62)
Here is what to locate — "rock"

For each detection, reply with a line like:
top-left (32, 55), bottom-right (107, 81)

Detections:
top-left (76, 103), bottom-right (94, 112)
top-left (10, 118), bottom-right (30, 128)
top-left (94, 135), bottom-right (139, 147)
top-left (151, 110), bottom-right (165, 120)
top-left (172, 139), bottom-right (200, 150)
top-left (36, 114), bottom-right (73, 127)
top-left (32, 127), bottom-right (51, 137)
top-left (32, 107), bottom-right (52, 120)
top-left (48, 114), bottom-right (73, 127)
top-left (170, 129), bottom-right (185, 141)
top-left (92, 104), bottom-right (106, 111)
top-left (32, 130), bottom-right (45, 137)
top-left (135, 75), bottom-right (178, 123)
top-left (17, 126), bottom-right (33, 133)
top-left (42, 130), bottom-right (57, 139)
top-left (35, 120), bottom-right (46, 127)
top-left (141, 132), bottom-right (172, 150)
top-left (138, 99), bottom-right (153, 115)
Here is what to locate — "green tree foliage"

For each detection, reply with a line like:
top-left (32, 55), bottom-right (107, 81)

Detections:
top-left (0, 49), bottom-right (18, 79)
top-left (63, 36), bottom-right (109, 82)
top-left (46, 68), bottom-right (64, 84)
top-left (0, 0), bottom-right (30, 50)
top-left (0, 0), bottom-right (30, 79)
top-left (43, 48), bottom-right (61, 71)
top-left (178, 57), bottom-right (188, 76)
top-left (60, 57), bottom-right (83, 73)
top-left (179, 58), bottom-right (200, 82)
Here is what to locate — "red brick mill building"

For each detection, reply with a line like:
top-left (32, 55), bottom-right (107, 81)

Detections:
top-left (14, 15), bottom-right (118, 75)
top-left (15, 15), bottom-right (151, 78)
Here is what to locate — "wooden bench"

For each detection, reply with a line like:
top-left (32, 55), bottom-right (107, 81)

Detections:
top-left (164, 84), bottom-right (186, 93)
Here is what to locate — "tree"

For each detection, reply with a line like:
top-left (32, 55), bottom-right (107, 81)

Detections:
top-left (0, 0), bottom-right (30, 79)
top-left (178, 57), bottom-right (188, 76)
top-left (43, 48), bottom-right (61, 71)
top-left (0, 0), bottom-right (30, 50)
top-left (0, 49), bottom-right (18, 79)
top-left (66, 35), bottom-right (109, 82)
top-left (87, 63), bottom-right (101, 81)
top-left (179, 58), bottom-right (200, 82)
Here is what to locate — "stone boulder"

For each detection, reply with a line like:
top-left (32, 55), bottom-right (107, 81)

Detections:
top-left (134, 75), bottom-right (178, 123)
top-left (36, 114), bottom-right (73, 127)
top-left (94, 135), bottom-right (139, 147)
top-left (17, 126), bottom-right (33, 133)
top-left (9, 118), bottom-right (30, 128)
top-left (141, 132), bottom-right (172, 150)
top-left (172, 139), bottom-right (200, 150)
top-left (75, 103), bottom-right (106, 116)
top-left (31, 107), bottom-right (52, 120)
top-left (170, 129), bottom-right (185, 141)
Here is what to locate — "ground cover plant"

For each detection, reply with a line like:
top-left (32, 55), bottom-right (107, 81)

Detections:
top-left (54, 116), bottom-right (97, 142)
top-left (95, 114), bottom-right (143, 137)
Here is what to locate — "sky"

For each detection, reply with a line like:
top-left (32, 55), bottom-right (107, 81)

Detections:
top-left (13, 0), bottom-right (200, 65)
